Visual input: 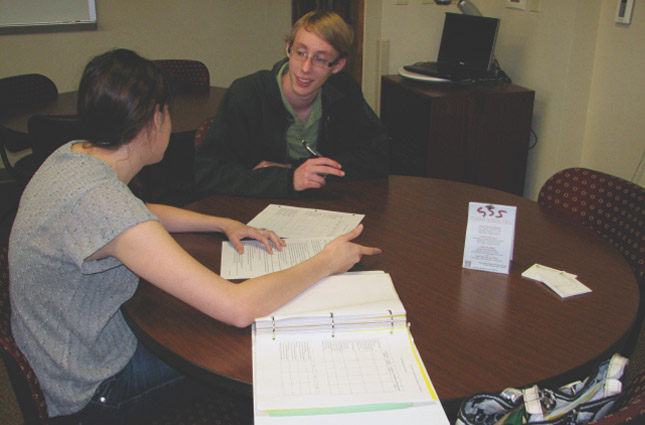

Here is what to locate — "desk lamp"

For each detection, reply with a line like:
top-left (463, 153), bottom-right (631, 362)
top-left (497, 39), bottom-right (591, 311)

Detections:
top-left (433, 0), bottom-right (482, 15)
top-left (457, 0), bottom-right (482, 16)
top-left (434, 0), bottom-right (482, 16)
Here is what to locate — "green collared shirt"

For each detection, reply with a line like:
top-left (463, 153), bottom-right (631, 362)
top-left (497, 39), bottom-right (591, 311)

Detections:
top-left (277, 62), bottom-right (322, 161)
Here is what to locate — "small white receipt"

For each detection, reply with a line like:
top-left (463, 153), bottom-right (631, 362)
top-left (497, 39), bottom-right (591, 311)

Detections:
top-left (462, 202), bottom-right (517, 274)
top-left (522, 264), bottom-right (592, 298)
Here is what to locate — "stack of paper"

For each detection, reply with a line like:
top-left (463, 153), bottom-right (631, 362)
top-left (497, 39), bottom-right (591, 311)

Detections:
top-left (221, 204), bottom-right (365, 279)
top-left (247, 204), bottom-right (364, 239)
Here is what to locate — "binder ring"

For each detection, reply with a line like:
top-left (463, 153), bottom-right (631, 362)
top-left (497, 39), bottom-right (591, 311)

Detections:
top-left (330, 312), bottom-right (335, 338)
top-left (271, 316), bottom-right (276, 340)
top-left (388, 309), bottom-right (394, 334)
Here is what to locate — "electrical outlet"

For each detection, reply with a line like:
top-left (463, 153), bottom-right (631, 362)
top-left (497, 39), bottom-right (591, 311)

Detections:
top-left (506, 0), bottom-right (526, 10)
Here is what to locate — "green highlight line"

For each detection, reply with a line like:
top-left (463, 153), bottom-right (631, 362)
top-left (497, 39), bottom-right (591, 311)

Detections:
top-left (266, 402), bottom-right (415, 417)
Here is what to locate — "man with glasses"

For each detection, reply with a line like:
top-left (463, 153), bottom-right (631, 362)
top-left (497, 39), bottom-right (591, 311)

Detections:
top-left (194, 10), bottom-right (389, 198)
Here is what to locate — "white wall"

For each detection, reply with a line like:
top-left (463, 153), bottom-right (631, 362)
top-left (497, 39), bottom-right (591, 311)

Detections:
top-left (364, 0), bottom-right (644, 199)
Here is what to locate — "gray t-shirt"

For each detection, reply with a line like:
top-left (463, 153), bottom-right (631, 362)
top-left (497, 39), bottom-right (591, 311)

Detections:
top-left (9, 142), bottom-right (158, 416)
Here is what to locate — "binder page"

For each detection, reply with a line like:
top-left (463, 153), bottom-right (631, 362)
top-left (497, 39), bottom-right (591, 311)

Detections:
top-left (255, 273), bottom-right (406, 331)
top-left (221, 237), bottom-right (331, 279)
top-left (254, 327), bottom-right (437, 412)
top-left (247, 204), bottom-right (364, 238)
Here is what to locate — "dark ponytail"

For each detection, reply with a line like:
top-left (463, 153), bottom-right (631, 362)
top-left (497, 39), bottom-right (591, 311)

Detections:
top-left (77, 48), bottom-right (173, 148)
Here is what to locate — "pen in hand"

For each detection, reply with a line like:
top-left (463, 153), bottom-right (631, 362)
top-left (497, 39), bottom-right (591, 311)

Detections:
top-left (302, 140), bottom-right (323, 158)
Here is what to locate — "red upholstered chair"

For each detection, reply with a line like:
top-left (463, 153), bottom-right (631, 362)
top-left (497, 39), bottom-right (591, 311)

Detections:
top-left (0, 74), bottom-right (58, 185)
top-left (152, 60), bottom-right (210, 91)
top-left (0, 246), bottom-right (50, 425)
top-left (194, 116), bottom-right (214, 150)
top-left (538, 168), bottom-right (644, 283)
top-left (1, 245), bottom-right (250, 425)
top-left (538, 168), bottom-right (645, 355)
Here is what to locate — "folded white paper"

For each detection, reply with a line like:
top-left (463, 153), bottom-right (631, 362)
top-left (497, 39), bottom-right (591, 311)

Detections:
top-left (522, 264), bottom-right (591, 298)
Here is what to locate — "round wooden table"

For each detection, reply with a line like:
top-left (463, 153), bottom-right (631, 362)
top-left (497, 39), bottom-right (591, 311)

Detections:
top-left (122, 175), bottom-right (639, 419)
top-left (0, 86), bottom-right (226, 135)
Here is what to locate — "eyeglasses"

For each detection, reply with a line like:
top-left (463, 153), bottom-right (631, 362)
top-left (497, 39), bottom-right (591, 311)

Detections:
top-left (288, 47), bottom-right (339, 69)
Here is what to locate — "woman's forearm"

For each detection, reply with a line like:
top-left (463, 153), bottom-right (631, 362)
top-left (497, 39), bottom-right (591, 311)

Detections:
top-left (146, 203), bottom-right (232, 233)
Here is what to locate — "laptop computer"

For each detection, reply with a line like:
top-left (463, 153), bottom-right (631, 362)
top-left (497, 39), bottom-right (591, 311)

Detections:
top-left (404, 12), bottom-right (500, 82)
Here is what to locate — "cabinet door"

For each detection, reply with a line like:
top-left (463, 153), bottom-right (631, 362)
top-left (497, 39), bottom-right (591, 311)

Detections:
top-left (380, 76), bottom-right (534, 196)
top-left (464, 90), bottom-right (534, 196)
top-left (380, 79), bottom-right (431, 176)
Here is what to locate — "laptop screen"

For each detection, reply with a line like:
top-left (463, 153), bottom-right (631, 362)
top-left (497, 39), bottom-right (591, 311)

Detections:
top-left (438, 13), bottom-right (500, 71)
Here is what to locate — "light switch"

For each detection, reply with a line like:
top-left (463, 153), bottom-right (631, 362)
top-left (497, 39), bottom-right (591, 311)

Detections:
top-left (615, 0), bottom-right (634, 24)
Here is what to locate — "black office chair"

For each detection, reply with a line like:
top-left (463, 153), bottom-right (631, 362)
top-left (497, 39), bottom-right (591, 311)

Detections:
top-left (1, 115), bottom-right (86, 228)
top-left (0, 74), bottom-right (58, 185)
top-left (26, 114), bottom-right (195, 207)
top-left (27, 115), bottom-right (87, 169)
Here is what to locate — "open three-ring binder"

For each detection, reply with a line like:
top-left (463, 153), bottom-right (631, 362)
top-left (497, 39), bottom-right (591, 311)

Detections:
top-left (252, 272), bottom-right (450, 424)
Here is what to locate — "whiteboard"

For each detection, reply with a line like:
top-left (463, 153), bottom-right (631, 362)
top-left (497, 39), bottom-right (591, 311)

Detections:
top-left (0, 0), bottom-right (97, 34)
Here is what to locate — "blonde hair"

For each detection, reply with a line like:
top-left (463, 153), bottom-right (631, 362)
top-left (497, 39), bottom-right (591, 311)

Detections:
top-left (285, 10), bottom-right (354, 61)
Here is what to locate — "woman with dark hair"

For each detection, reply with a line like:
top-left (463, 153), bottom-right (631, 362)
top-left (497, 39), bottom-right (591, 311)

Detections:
top-left (9, 48), bottom-right (380, 424)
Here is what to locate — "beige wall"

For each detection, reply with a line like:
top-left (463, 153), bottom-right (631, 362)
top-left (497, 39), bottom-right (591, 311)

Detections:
top-left (365, 0), bottom-right (644, 199)
top-left (584, 0), bottom-right (645, 184)
top-left (0, 0), bottom-right (291, 91)
top-left (2, 0), bottom-right (644, 199)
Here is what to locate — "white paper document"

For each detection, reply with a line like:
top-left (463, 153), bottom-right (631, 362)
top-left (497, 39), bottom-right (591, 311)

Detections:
top-left (246, 204), bottom-right (364, 238)
top-left (462, 202), bottom-right (517, 274)
top-left (254, 329), bottom-right (437, 411)
top-left (220, 238), bottom-right (331, 279)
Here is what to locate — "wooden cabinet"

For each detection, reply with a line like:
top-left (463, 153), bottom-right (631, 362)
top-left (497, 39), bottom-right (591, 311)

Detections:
top-left (380, 75), bottom-right (535, 196)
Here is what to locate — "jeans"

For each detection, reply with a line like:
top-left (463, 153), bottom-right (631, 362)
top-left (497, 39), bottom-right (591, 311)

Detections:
top-left (67, 342), bottom-right (252, 425)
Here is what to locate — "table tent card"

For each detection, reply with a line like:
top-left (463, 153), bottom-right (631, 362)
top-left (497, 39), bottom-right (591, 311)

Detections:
top-left (462, 202), bottom-right (517, 274)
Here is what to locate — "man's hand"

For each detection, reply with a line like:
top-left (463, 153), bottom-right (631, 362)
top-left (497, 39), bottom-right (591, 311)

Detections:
top-left (293, 157), bottom-right (345, 191)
